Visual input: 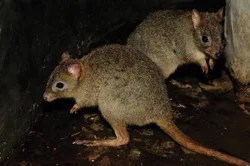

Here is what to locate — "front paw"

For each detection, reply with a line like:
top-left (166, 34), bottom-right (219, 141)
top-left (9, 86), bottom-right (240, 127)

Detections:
top-left (208, 59), bottom-right (215, 70)
top-left (201, 64), bottom-right (209, 74)
top-left (70, 104), bottom-right (80, 114)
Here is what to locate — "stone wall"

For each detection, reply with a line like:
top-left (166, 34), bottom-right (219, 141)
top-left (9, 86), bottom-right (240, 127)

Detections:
top-left (225, 0), bottom-right (250, 86)
top-left (0, 1), bottom-right (44, 161)
top-left (225, 0), bottom-right (250, 101)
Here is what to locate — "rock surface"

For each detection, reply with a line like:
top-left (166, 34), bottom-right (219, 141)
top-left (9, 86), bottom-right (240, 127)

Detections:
top-left (225, 0), bottom-right (250, 113)
top-left (225, 0), bottom-right (250, 84)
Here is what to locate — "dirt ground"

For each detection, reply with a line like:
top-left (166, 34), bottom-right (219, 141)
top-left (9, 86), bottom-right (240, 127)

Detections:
top-left (4, 68), bottom-right (250, 166)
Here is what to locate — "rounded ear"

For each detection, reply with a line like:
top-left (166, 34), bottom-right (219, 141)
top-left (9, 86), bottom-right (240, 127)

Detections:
top-left (192, 9), bottom-right (201, 29)
top-left (65, 60), bottom-right (84, 79)
top-left (215, 8), bottom-right (224, 22)
top-left (60, 52), bottom-right (70, 64)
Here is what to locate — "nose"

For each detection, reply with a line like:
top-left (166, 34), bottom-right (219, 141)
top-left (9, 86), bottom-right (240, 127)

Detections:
top-left (208, 50), bottom-right (221, 60)
top-left (43, 92), bottom-right (50, 101)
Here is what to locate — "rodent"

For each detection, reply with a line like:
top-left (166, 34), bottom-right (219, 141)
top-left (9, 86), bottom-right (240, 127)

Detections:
top-left (43, 44), bottom-right (249, 166)
top-left (127, 8), bottom-right (224, 78)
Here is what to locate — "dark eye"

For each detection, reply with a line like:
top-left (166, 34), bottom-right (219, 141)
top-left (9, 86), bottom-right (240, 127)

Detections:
top-left (202, 36), bottom-right (209, 43)
top-left (56, 82), bottom-right (64, 89)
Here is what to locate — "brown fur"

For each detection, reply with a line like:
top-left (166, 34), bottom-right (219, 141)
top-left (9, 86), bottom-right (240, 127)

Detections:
top-left (127, 8), bottom-right (224, 78)
top-left (44, 44), bottom-right (249, 166)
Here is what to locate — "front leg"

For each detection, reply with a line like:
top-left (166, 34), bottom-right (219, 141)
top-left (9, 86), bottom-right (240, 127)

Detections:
top-left (73, 121), bottom-right (129, 147)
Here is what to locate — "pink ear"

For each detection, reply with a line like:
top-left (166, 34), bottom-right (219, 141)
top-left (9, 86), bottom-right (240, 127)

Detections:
top-left (60, 52), bottom-right (70, 64)
top-left (66, 61), bottom-right (82, 78)
top-left (192, 9), bottom-right (201, 29)
top-left (215, 8), bottom-right (224, 22)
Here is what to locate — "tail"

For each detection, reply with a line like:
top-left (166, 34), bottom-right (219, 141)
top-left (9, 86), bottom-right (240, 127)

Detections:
top-left (157, 119), bottom-right (250, 166)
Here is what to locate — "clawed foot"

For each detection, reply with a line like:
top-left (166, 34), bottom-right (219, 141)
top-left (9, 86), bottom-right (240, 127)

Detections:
top-left (208, 59), bottom-right (215, 70)
top-left (73, 138), bottom-right (129, 147)
top-left (200, 58), bottom-right (215, 74)
top-left (70, 104), bottom-right (80, 114)
top-left (201, 59), bottom-right (215, 74)
top-left (73, 139), bottom-right (107, 147)
top-left (170, 79), bottom-right (192, 89)
top-left (201, 64), bottom-right (209, 74)
top-left (239, 104), bottom-right (250, 116)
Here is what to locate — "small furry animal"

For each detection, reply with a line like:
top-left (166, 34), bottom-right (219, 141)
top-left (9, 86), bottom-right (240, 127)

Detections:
top-left (43, 44), bottom-right (249, 166)
top-left (127, 8), bottom-right (224, 78)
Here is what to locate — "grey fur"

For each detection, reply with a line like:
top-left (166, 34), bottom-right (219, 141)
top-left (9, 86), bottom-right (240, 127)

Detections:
top-left (127, 9), bottom-right (224, 78)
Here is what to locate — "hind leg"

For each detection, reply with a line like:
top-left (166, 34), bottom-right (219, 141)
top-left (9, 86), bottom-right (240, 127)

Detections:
top-left (73, 120), bottom-right (129, 147)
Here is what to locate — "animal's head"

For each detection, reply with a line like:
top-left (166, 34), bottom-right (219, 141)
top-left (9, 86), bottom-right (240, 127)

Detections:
top-left (192, 8), bottom-right (224, 59)
top-left (43, 52), bottom-right (85, 102)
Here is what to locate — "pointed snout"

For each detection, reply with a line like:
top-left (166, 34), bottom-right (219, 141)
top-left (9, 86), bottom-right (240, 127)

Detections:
top-left (43, 92), bottom-right (49, 101)
top-left (206, 50), bottom-right (221, 60)
top-left (214, 53), bottom-right (221, 59)
top-left (43, 92), bottom-right (54, 102)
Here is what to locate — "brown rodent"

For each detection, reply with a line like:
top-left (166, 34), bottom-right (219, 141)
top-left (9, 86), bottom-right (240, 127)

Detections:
top-left (127, 8), bottom-right (224, 78)
top-left (43, 44), bottom-right (249, 166)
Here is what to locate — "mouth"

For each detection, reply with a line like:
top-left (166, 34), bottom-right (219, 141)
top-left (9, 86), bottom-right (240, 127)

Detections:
top-left (205, 52), bottom-right (220, 60)
top-left (43, 92), bottom-right (55, 102)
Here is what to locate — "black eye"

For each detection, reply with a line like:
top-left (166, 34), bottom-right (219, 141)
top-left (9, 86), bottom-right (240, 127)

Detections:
top-left (202, 36), bottom-right (209, 43)
top-left (56, 82), bottom-right (64, 89)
